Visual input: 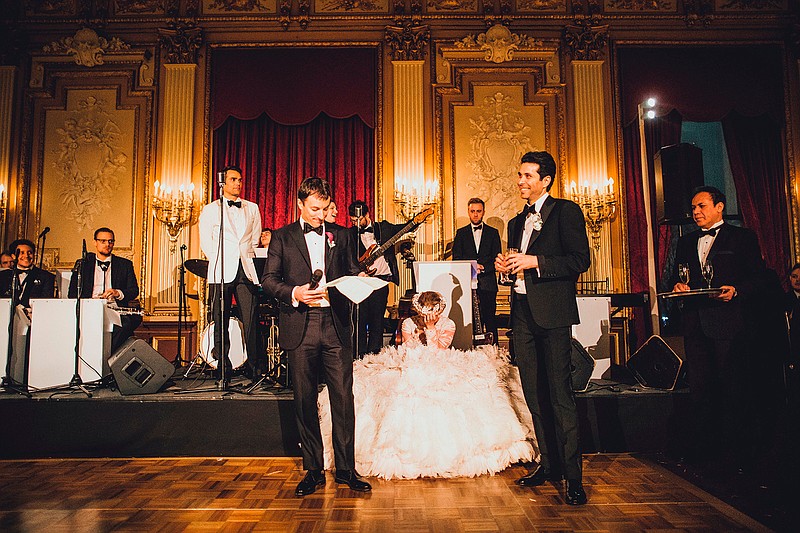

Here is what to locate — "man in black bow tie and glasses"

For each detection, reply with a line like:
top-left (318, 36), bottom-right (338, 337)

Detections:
top-left (199, 165), bottom-right (263, 380)
top-left (1, 238), bottom-right (56, 312)
top-left (263, 177), bottom-right (371, 496)
top-left (672, 185), bottom-right (767, 466)
top-left (68, 228), bottom-right (140, 352)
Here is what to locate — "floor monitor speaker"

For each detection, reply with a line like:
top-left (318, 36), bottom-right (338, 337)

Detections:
top-left (570, 338), bottom-right (595, 393)
top-left (109, 338), bottom-right (172, 395)
top-left (627, 335), bottom-right (683, 390)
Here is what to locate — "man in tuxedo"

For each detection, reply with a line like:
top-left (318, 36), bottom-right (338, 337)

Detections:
top-left (496, 151), bottom-right (591, 505)
top-left (199, 165), bottom-right (263, 381)
top-left (0, 252), bottom-right (13, 270)
top-left (68, 228), bottom-right (141, 352)
top-left (786, 264), bottom-right (800, 359)
top-left (348, 200), bottom-right (405, 356)
top-left (672, 186), bottom-right (766, 465)
top-left (263, 177), bottom-right (371, 496)
top-left (452, 197), bottom-right (501, 344)
top-left (0, 239), bottom-right (56, 309)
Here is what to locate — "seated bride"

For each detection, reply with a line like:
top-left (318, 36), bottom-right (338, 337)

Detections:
top-left (319, 290), bottom-right (538, 479)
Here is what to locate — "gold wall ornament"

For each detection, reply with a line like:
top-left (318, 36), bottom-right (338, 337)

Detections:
top-left (564, 18), bottom-right (609, 61)
top-left (206, 0), bottom-right (270, 11)
top-left (54, 95), bottom-right (129, 232)
top-left (42, 27), bottom-right (130, 68)
top-left (605, 0), bottom-right (673, 10)
top-left (385, 21), bottom-right (430, 61)
top-left (115, 0), bottom-right (168, 14)
top-left (683, 0), bottom-right (714, 26)
top-left (455, 24), bottom-right (539, 64)
top-left (158, 21), bottom-right (204, 64)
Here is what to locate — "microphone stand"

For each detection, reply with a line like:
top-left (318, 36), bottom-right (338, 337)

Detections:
top-left (353, 205), bottom-right (364, 360)
top-left (67, 242), bottom-right (91, 397)
top-left (37, 230), bottom-right (48, 269)
top-left (1, 265), bottom-right (31, 397)
top-left (174, 244), bottom-right (187, 368)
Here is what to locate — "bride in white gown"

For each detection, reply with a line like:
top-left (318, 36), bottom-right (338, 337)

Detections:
top-left (319, 291), bottom-right (538, 479)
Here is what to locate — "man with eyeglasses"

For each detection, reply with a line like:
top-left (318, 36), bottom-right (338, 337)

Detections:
top-left (68, 227), bottom-right (141, 352)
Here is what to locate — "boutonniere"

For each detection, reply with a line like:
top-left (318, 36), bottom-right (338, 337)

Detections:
top-left (532, 212), bottom-right (543, 231)
top-left (325, 231), bottom-right (336, 249)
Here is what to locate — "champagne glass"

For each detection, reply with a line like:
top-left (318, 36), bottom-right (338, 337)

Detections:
top-left (499, 247), bottom-right (519, 286)
top-left (701, 260), bottom-right (714, 289)
top-left (678, 263), bottom-right (690, 285)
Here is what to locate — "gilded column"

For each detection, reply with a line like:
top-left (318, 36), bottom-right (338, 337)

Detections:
top-left (0, 67), bottom-right (14, 247)
top-left (152, 22), bottom-right (202, 315)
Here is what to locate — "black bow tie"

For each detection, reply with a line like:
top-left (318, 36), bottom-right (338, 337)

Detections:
top-left (472, 224), bottom-right (483, 232)
top-left (699, 227), bottom-right (718, 237)
top-left (227, 200), bottom-right (242, 208)
top-left (303, 223), bottom-right (323, 236)
top-left (523, 203), bottom-right (538, 217)
top-left (97, 260), bottom-right (110, 271)
top-left (361, 226), bottom-right (374, 233)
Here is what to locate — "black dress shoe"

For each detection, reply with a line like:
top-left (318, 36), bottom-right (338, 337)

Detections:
top-left (295, 470), bottom-right (326, 497)
top-left (334, 470), bottom-right (372, 492)
top-left (516, 466), bottom-right (551, 487)
top-left (565, 479), bottom-right (587, 505)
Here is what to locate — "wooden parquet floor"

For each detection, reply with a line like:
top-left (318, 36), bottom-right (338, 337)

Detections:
top-left (0, 454), bottom-right (771, 532)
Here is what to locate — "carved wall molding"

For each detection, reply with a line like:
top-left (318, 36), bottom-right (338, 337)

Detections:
top-left (437, 25), bottom-right (561, 86)
top-left (683, 0), bottom-right (714, 27)
top-left (385, 21), bottom-right (430, 61)
top-left (31, 27), bottom-right (154, 88)
top-left (564, 17), bottom-right (609, 60)
top-left (158, 20), bottom-right (204, 64)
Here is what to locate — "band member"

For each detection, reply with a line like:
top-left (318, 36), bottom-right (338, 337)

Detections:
top-left (672, 186), bottom-right (767, 466)
top-left (68, 228), bottom-right (141, 352)
top-left (348, 200), bottom-right (405, 356)
top-left (263, 177), bottom-right (370, 496)
top-left (325, 201), bottom-right (339, 224)
top-left (199, 165), bottom-right (263, 381)
top-left (452, 197), bottom-right (502, 343)
top-left (496, 151), bottom-right (591, 505)
top-left (0, 252), bottom-right (13, 270)
top-left (0, 239), bottom-right (56, 309)
top-left (255, 228), bottom-right (271, 258)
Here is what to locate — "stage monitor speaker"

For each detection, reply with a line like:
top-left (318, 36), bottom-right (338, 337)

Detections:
top-left (570, 338), bottom-right (595, 393)
top-left (654, 143), bottom-right (704, 225)
top-left (109, 338), bottom-right (172, 395)
top-left (627, 335), bottom-right (683, 390)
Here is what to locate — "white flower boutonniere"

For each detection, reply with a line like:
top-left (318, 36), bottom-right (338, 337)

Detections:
top-left (325, 231), bottom-right (336, 249)
top-left (532, 212), bottom-right (543, 231)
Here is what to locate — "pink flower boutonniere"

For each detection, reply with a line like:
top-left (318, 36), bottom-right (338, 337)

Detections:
top-left (325, 231), bottom-right (336, 249)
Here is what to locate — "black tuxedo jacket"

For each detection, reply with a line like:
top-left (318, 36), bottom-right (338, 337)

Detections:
top-left (350, 220), bottom-right (405, 284)
top-left (674, 223), bottom-right (765, 339)
top-left (508, 196), bottom-right (591, 329)
top-left (262, 221), bottom-right (360, 351)
top-left (68, 253), bottom-right (140, 308)
top-left (452, 223), bottom-right (502, 293)
top-left (0, 266), bottom-right (56, 307)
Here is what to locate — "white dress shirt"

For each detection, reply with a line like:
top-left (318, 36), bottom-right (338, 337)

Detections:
top-left (514, 193), bottom-right (549, 295)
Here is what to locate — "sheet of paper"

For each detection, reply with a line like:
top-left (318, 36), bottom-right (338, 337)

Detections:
top-left (325, 276), bottom-right (389, 304)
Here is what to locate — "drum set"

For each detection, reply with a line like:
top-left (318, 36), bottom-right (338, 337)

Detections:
top-left (183, 258), bottom-right (290, 388)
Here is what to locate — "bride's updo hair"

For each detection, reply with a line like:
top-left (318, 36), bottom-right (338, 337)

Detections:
top-left (412, 291), bottom-right (446, 323)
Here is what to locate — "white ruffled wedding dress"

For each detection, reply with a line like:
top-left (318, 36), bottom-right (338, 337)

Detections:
top-left (318, 332), bottom-right (539, 479)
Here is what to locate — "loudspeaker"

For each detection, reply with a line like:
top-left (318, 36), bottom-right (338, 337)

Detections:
top-left (109, 338), bottom-right (172, 395)
top-left (627, 335), bottom-right (683, 390)
top-left (570, 338), bottom-right (595, 393)
top-left (653, 143), bottom-right (704, 225)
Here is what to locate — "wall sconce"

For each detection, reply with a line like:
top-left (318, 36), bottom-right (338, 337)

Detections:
top-left (569, 178), bottom-right (617, 251)
top-left (152, 180), bottom-right (197, 252)
top-left (393, 175), bottom-right (439, 220)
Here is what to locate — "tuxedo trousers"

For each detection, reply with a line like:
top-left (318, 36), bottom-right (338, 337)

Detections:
top-left (356, 283), bottom-right (390, 357)
top-left (512, 294), bottom-right (581, 480)
top-left (207, 263), bottom-right (260, 376)
top-left (289, 307), bottom-right (356, 471)
top-left (477, 288), bottom-right (498, 344)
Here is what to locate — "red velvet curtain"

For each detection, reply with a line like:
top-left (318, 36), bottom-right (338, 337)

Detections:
top-left (212, 112), bottom-right (374, 231)
top-left (722, 111), bottom-right (790, 283)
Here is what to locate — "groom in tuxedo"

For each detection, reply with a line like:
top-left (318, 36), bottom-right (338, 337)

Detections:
top-left (672, 186), bottom-right (766, 465)
top-left (263, 177), bottom-right (371, 496)
top-left (496, 151), bottom-right (590, 505)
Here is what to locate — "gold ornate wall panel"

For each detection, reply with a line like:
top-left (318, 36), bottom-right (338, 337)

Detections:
top-left (23, 72), bottom-right (153, 288)
top-left (434, 32), bottom-right (566, 249)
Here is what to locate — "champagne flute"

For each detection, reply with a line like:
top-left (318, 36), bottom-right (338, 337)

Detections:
top-left (499, 247), bottom-right (519, 286)
top-left (678, 263), bottom-right (690, 285)
top-left (701, 259), bottom-right (714, 289)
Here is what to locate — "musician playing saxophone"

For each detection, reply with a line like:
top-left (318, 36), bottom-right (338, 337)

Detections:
top-left (68, 227), bottom-right (142, 353)
top-left (348, 200), bottom-right (406, 357)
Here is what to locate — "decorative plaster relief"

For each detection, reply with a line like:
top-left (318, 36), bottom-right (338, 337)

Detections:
top-left (204, 0), bottom-right (274, 12)
top-left (318, 0), bottom-right (388, 12)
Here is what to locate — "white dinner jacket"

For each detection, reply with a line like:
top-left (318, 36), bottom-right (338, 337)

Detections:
top-left (199, 198), bottom-right (262, 284)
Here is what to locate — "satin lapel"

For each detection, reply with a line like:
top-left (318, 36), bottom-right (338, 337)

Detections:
top-left (324, 224), bottom-right (334, 272)
top-left (525, 196), bottom-right (556, 252)
top-left (705, 224), bottom-right (727, 264)
top-left (289, 221), bottom-right (312, 271)
top-left (509, 213), bottom-right (525, 250)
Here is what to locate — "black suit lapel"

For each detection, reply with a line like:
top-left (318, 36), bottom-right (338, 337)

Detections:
top-left (509, 213), bottom-right (526, 250)
top-left (525, 196), bottom-right (556, 253)
top-left (705, 224), bottom-right (727, 264)
top-left (324, 224), bottom-right (334, 273)
top-left (289, 221), bottom-right (313, 271)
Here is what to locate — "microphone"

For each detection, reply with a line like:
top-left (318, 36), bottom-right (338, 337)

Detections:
top-left (309, 269), bottom-right (323, 290)
top-left (180, 244), bottom-right (187, 251)
top-left (354, 205), bottom-right (364, 218)
top-left (217, 171), bottom-right (226, 187)
top-left (82, 239), bottom-right (87, 259)
top-left (38, 226), bottom-right (50, 238)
